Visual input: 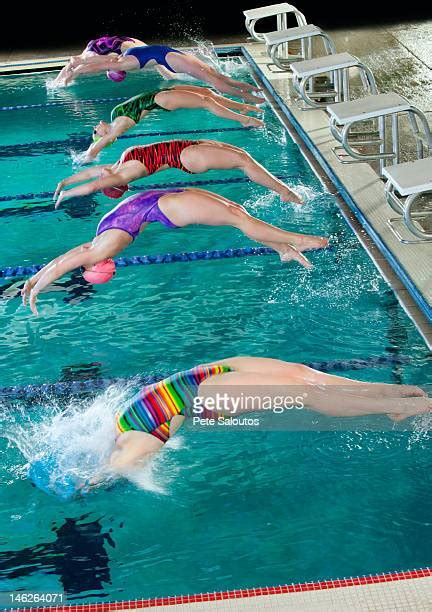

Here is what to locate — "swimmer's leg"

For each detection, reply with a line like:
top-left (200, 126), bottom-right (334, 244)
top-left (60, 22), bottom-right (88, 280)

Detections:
top-left (180, 143), bottom-right (303, 204)
top-left (109, 431), bottom-right (164, 473)
top-left (166, 54), bottom-right (264, 103)
top-left (207, 356), bottom-right (426, 398)
top-left (197, 370), bottom-right (431, 421)
top-left (156, 90), bottom-right (263, 127)
top-left (158, 189), bottom-right (327, 263)
top-left (171, 85), bottom-right (264, 113)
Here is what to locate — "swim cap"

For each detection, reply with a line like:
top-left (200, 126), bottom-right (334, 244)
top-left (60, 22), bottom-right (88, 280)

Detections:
top-left (107, 70), bottom-right (127, 82)
top-left (82, 259), bottom-right (116, 284)
top-left (102, 184), bottom-right (129, 199)
top-left (28, 456), bottom-right (81, 501)
top-left (92, 132), bottom-right (115, 146)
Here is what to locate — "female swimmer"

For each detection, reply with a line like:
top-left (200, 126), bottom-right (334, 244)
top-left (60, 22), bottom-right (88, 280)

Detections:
top-left (62, 43), bottom-right (264, 103)
top-left (54, 139), bottom-right (303, 207)
top-left (94, 356), bottom-right (430, 476)
top-left (54, 36), bottom-right (176, 85)
top-left (22, 187), bottom-right (328, 314)
top-left (86, 85), bottom-right (263, 160)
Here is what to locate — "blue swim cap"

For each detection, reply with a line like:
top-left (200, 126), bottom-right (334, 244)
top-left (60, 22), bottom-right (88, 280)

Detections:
top-left (28, 456), bottom-right (82, 501)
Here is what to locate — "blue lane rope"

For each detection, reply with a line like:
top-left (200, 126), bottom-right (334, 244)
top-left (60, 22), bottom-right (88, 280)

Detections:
top-left (0, 356), bottom-right (411, 400)
top-left (0, 174), bottom-right (291, 204)
top-left (0, 125), bottom-right (251, 158)
top-left (0, 246), bottom-right (277, 279)
top-left (0, 96), bottom-right (130, 112)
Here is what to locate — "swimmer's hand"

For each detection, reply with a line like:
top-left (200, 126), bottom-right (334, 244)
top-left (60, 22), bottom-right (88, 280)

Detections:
top-left (29, 289), bottom-right (39, 316)
top-left (68, 55), bottom-right (82, 68)
top-left (54, 191), bottom-right (67, 209)
top-left (21, 279), bottom-right (34, 306)
top-left (53, 181), bottom-right (65, 201)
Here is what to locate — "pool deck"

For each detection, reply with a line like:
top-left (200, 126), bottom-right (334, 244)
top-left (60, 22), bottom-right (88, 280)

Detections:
top-left (241, 30), bottom-right (431, 349)
top-left (133, 571), bottom-right (432, 610)
top-left (12, 568), bottom-right (432, 611)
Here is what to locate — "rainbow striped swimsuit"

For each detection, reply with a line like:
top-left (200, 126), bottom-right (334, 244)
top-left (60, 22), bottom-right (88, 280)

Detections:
top-left (116, 364), bottom-right (231, 442)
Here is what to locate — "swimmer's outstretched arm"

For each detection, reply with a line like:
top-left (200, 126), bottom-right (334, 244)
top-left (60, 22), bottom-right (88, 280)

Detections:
top-left (54, 165), bottom-right (110, 199)
top-left (22, 243), bottom-right (94, 315)
top-left (84, 119), bottom-right (132, 161)
top-left (64, 55), bottom-right (137, 84)
top-left (54, 164), bottom-right (139, 207)
top-left (21, 239), bottom-right (122, 315)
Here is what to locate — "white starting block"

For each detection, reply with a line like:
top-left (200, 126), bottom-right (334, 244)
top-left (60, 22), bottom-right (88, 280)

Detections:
top-left (291, 52), bottom-right (378, 109)
top-left (244, 3), bottom-right (307, 42)
top-left (263, 25), bottom-right (336, 71)
top-left (384, 157), bottom-right (432, 242)
top-left (327, 93), bottom-right (432, 176)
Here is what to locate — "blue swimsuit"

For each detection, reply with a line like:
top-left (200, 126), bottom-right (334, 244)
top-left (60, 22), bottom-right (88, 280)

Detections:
top-left (124, 45), bottom-right (184, 72)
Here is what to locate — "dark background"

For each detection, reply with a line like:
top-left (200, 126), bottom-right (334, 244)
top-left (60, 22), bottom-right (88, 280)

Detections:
top-left (3, 2), bottom-right (431, 49)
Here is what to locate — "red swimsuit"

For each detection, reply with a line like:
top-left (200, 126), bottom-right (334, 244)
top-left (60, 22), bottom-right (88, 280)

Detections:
top-left (120, 140), bottom-right (199, 175)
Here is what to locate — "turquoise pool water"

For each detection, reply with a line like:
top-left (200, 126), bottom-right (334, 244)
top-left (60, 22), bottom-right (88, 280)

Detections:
top-left (0, 54), bottom-right (431, 606)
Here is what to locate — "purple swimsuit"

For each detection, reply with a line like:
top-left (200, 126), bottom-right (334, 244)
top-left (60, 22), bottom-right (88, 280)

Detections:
top-left (96, 189), bottom-right (182, 240)
top-left (86, 36), bottom-right (134, 56)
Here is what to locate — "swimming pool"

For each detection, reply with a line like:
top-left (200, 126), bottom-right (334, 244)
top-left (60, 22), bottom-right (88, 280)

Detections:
top-left (0, 51), bottom-right (431, 607)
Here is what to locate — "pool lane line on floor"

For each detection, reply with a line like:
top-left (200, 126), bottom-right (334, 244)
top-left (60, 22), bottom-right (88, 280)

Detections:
top-left (0, 355), bottom-right (411, 400)
top-left (0, 174), bottom-right (294, 204)
top-left (0, 126), bottom-right (253, 157)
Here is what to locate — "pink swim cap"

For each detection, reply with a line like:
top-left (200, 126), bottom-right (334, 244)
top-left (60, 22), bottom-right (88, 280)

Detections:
top-left (82, 259), bottom-right (116, 284)
top-left (107, 70), bottom-right (127, 82)
top-left (102, 184), bottom-right (129, 199)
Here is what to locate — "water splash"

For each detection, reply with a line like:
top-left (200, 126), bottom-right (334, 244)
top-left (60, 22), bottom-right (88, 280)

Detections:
top-left (70, 149), bottom-right (92, 167)
top-left (45, 77), bottom-right (64, 91)
top-left (1, 381), bottom-right (149, 498)
top-left (191, 40), bottom-right (220, 70)
top-left (408, 412), bottom-right (432, 447)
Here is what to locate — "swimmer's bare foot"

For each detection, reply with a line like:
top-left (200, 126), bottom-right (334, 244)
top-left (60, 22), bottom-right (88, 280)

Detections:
top-left (237, 86), bottom-right (265, 102)
top-left (241, 92), bottom-right (266, 104)
top-left (240, 83), bottom-right (262, 93)
top-left (396, 385), bottom-right (427, 398)
top-left (286, 235), bottom-right (329, 252)
top-left (278, 245), bottom-right (313, 268)
top-left (241, 116), bottom-right (264, 128)
top-left (387, 396), bottom-right (432, 421)
top-left (280, 188), bottom-right (304, 205)
top-left (242, 103), bottom-right (265, 114)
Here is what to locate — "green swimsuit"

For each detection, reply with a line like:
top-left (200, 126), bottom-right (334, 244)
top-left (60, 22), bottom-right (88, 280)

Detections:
top-left (111, 89), bottom-right (171, 124)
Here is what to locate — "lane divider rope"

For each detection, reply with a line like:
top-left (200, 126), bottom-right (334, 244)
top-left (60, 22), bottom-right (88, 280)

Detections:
top-left (0, 174), bottom-right (292, 203)
top-left (0, 356), bottom-right (411, 399)
top-left (0, 246), bottom-right (278, 279)
top-left (0, 125), bottom-right (251, 156)
top-left (0, 96), bottom-right (131, 112)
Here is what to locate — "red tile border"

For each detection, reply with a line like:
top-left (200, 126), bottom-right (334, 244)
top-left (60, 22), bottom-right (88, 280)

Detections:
top-left (12, 567), bottom-right (432, 612)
